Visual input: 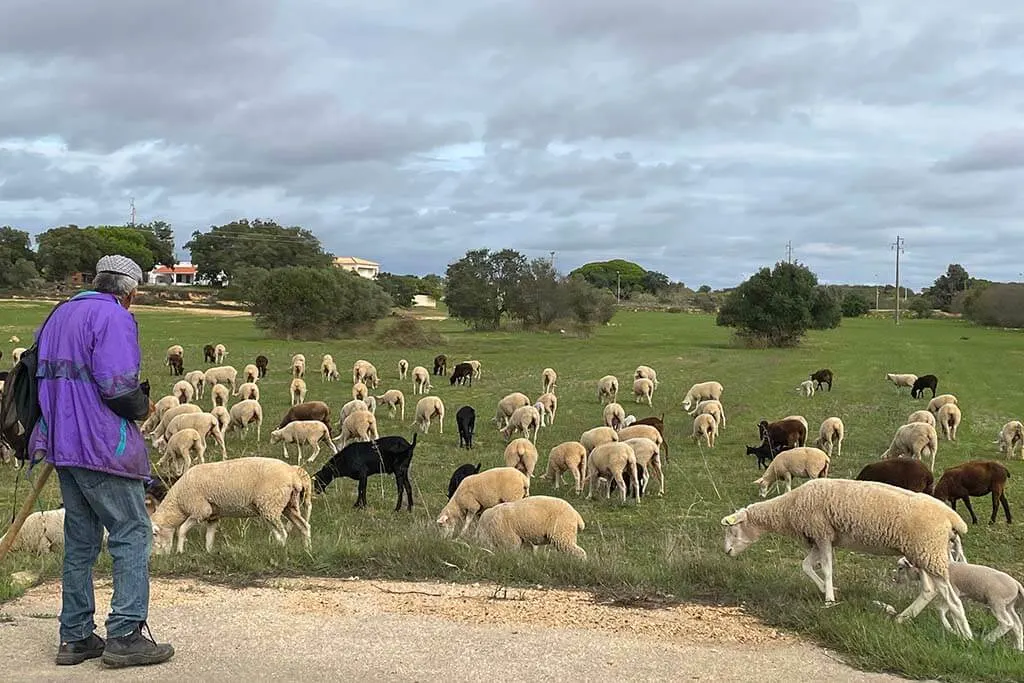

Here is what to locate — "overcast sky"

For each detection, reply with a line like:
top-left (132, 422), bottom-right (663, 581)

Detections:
top-left (2, 1), bottom-right (1023, 290)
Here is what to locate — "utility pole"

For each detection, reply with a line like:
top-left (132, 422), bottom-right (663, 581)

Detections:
top-left (785, 241), bottom-right (793, 264)
top-left (129, 197), bottom-right (136, 227)
top-left (616, 271), bottom-right (621, 302)
top-left (550, 251), bottom-right (555, 271)
top-left (891, 235), bottom-right (905, 325)
top-left (874, 273), bottom-right (880, 310)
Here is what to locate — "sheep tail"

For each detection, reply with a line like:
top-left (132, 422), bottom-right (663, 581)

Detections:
top-left (818, 461), bottom-right (829, 478)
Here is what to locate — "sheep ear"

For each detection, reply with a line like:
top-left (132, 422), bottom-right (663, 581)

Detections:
top-left (721, 511), bottom-right (745, 526)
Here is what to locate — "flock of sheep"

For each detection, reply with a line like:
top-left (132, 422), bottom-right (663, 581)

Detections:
top-left (3, 342), bottom-right (1024, 653)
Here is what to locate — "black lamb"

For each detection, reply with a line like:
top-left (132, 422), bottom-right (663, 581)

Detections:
top-left (911, 374), bottom-right (938, 399)
top-left (311, 433), bottom-right (417, 511)
top-left (447, 463), bottom-right (481, 498)
top-left (203, 344), bottom-right (216, 363)
top-left (255, 355), bottom-right (269, 378)
top-left (809, 368), bottom-right (833, 391)
top-left (456, 405), bottom-right (476, 448)
top-left (450, 362), bottom-right (474, 386)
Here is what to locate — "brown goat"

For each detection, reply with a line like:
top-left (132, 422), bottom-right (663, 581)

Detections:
top-left (278, 400), bottom-right (333, 436)
top-left (855, 459), bottom-right (934, 494)
top-left (932, 460), bottom-right (1011, 525)
top-left (757, 419), bottom-right (807, 450)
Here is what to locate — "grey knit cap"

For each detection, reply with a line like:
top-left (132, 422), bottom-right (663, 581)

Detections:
top-left (96, 254), bottom-right (144, 286)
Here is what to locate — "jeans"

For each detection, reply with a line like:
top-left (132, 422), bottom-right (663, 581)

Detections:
top-left (56, 467), bottom-right (152, 642)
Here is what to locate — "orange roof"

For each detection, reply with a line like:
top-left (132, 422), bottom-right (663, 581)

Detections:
top-left (153, 264), bottom-right (197, 275)
top-left (333, 256), bottom-right (379, 267)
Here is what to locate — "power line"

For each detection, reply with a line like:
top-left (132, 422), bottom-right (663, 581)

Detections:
top-left (785, 240), bottom-right (793, 264)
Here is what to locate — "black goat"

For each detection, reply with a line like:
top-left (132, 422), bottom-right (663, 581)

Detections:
top-left (450, 362), bottom-right (474, 386)
top-left (312, 433), bottom-right (417, 511)
top-left (433, 354), bottom-right (448, 375)
top-left (809, 368), bottom-right (833, 391)
top-left (255, 355), bottom-right (269, 378)
top-left (746, 442), bottom-right (782, 469)
top-left (611, 464), bottom-right (647, 497)
top-left (456, 405), bottom-right (476, 448)
top-left (447, 463), bottom-right (481, 499)
top-left (203, 344), bottom-right (216, 363)
top-left (911, 374), bottom-right (938, 399)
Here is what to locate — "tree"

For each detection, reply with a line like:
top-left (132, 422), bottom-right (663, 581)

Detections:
top-left (841, 292), bottom-right (872, 317)
top-left (35, 225), bottom-right (171, 281)
top-left (185, 218), bottom-right (332, 285)
top-left (716, 261), bottom-right (826, 347)
top-left (375, 273), bottom-right (419, 308)
top-left (570, 259), bottom-right (646, 297)
top-left (445, 249), bottom-right (501, 330)
top-left (248, 267), bottom-right (392, 338)
top-left (642, 270), bottom-right (670, 294)
top-left (698, 284), bottom-right (712, 294)
top-left (810, 287), bottom-right (842, 329)
top-left (962, 284), bottom-right (1024, 328)
top-left (510, 258), bottom-right (565, 327)
top-left (565, 275), bottom-right (617, 327)
top-left (141, 220), bottom-right (176, 266)
top-left (926, 264), bottom-right (971, 312)
top-left (908, 296), bottom-right (934, 319)
top-left (0, 227), bottom-right (35, 267)
top-left (418, 274), bottom-right (444, 300)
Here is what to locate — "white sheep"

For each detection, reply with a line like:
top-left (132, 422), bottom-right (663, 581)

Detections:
top-left (336, 411), bottom-right (380, 449)
top-left (500, 405), bottom-right (541, 443)
top-left (210, 384), bottom-right (229, 409)
top-left (586, 441), bottom-right (640, 503)
top-left (797, 379), bottom-right (815, 398)
top-left (242, 364), bottom-right (260, 385)
top-left (166, 344), bottom-right (184, 363)
top-left (602, 402), bottom-right (627, 430)
top-left (411, 366), bottom-right (431, 394)
top-left (544, 441), bottom-right (587, 493)
top-left (722, 478), bottom-right (973, 638)
top-left (226, 399), bottom-right (263, 441)
top-left (814, 417), bottom-right (845, 458)
top-left (352, 381), bottom-right (369, 401)
top-left (894, 558), bottom-right (1024, 650)
top-left (375, 390), bottom-right (406, 421)
top-left (535, 392), bottom-right (557, 427)
top-left (580, 426), bottom-right (619, 455)
top-left (436, 467), bottom-right (530, 535)
top-left (143, 395), bottom-right (181, 432)
top-left (465, 359), bottom-right (482, 380)
top-left (0, 508), bottom-right (71, 554)
top-left (185, 370), bottom-right (205, 399)
top-left (998, 420), bottom-right (1024, 459)
top-left (596, 375), bottom-right (618, 404)
top-left (214, 343), bottom-right (227, 363)
top-left (928, 394), bottom-right (959, 416)
top-left (504, 438), bottom-right (539, 478)
top-left (413, 395), bottom-right (445, 434)
top-left (936, 403), bottom-right (962, 441)
top-left (292, 355), bottom-right (306, 379)
top-left (270, 420), bottom-right (337, 463)
top-left (886, 373), bottom-right (918, 390)
top-left (211, 405), bottom-right (230, 434)
top-left (203, 365), bottom-right (238, 393)
top-left (907, 410), bottom-right (936, 427)
top-left (149, 403), bottom-right (202, 442)
top-left (682, 381), bottom-right (723, 413)
top-left (235, 382), bottom-right (260, 402)
top-left (493, 392), bottom-right (530, 429)
top-left (634, 365), bottom-right (658, 389)
top-left (352, 359), bottom-right (379, 388)
top-left (694, 399), bottom-right (726, 430)
top-left (290, 378), bottom-right (307, 406)
top-left (156, 412), bottom-right (227, 460)
top-left (632, 378), bottom-right (654, 406)
top-left (754, 446), bottom-right (830, 498)
top-left (476, 496), bottom-right (586, 559)
top-left (340, 399), bottom-right (371, 423)
top-left (692, 413), bottom-right (718, 448)
top-left (615, 424), bottom-right (665, 461)
top-left (622, 436), bottom-right (664, 496)
top-left (542, 367), bottom-right (558, 394)
top-left (321, 356), bottom-right (340, 382)
top-left (150, 457), bottom-right (312, 554)
top-left (882, 422), bottom-right (939, 472)
top-left (172, 379), bottom-right (194, 404)
top-left (398, 359), bottom-right (409, 380)
top-left (156, 427), bottom-right (206, 478)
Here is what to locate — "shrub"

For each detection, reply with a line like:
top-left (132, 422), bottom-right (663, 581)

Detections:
top-left (374, 317), bottom-right (444, 348)
top-left (716, 261), bottom-right (828, 347)
top-left (963, 284), bottom-right (1024, 328)
top-left (907, 296), bottom-right (934, 319)
top-left (841, 293), bottom-right (872, 317)
top-left (810, 288), bottom-right (842, 329)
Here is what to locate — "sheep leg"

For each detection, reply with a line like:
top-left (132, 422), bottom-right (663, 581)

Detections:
top-left (267, 517), bottom-right (288, 546)
top-left (801, 545), bottom-right (829, 598)
top-left (1009, 604), bottom-right (1024, 651)
top-left (997, 491), bottom-right (1012, 524)
top-left (934, 576), bottom-right (973, 639)
top-left (936, 605), bottom-right (956, 633)
top-left (961, 497), bottom-right (979, 524)
top-left (176, 518), bottom-right (198, 553)
top-left (896, 571), bottom-right (939, 624)
top-left (984, 605), bottom-right (1016, 644)
top-left (204, 520), bottom-right (220, 552)
top-left (355, 477), bottom-right (369, 508)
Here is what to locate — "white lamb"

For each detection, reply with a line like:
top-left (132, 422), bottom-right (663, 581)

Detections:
top-left (226, 399), bottom-right (263, 441)
top-left (783, 414), bottom-right (809, 432)
top-left (602, 402), bottom-right (627, 430)
top-left (596, 375), bottom-right (619, 405)
top-left (814, 417), bottom-right (845, 458)
top-left (166, 344), bottom-right (184, 363)
top-left (622, 436), bottom-right (664, 496)
top-left (436, 467), bottom-right (531, 535)
top-left (411, 366), bottom-right (431, 394)
top-left (336, 411), bottom-right (380, 449)
top-left (886, 373), bottom-right (918, 390)
top-left (928, 394), bottom-right (959, 416)
top-left (936, 403), bottom-right (962, 442)
top-left (797, 380), bottom-right (815, 398)
top-left (156, 412), bottom-right (227, 460)
top-left (210, 384), bottom-right (229, 409)
top-left (500, 405), bottom-right (541, 443)
top-left (352, 359), bottom-right (379, 388)
top-left (692, 413), bottom-right (718, 448)
top-left (150, 457), bottom-right (312, 553)
top-left (352, 381), bottom-right (369, 402)
top-left (535, 392), bottom-right (557, 427)
top-left (143, 395), bottom-right (181, 432)
top-left (632, 378), bottom-right (654, 406)
top-left (185, 370), bottom-right (205, 399)
top-left (204, 365), bottom-right (237, 392)
top-left (466, 359), bottom-right (482, 380)
top-left (694, 399), bottom-right (726, 430)
top-left (894, 558), bottom-right (1024, 650)
top-left (998, 420), bottom-right (1024, 459)
top-left (722, 478), bottom-right (973, 638)
top-left (882, 422), bottom-right (940, 472)
top-left (493, 392), bottom-right (530, 429)
top-left (375, 390), bottom-right (406, 421)
top-left (234, 382), bottom-right (260, 402)
top-left (214, 343), bottom-right (227, 363)
top-left (321, 355), bottom-right (339, 382)
top-left (210, 405), bottom-right (230, 434)
top-left (634, 365), bottom-right (658, 389)
top-left (290, 378), bottom-right (307, 406)
top-left (682, 381), bottom-right (723, 413)
top-left (544, 441), bottom-right (588, 494)
top-left (504, 438), bottom-right (539, 478)
top-left (156, 427), bottom-right (206, 478)
top-left (580, 426), bottom-right (619, 454)
top-left (586, 442), bottom-right (640, 503)
top-left (340, 399), bottom-right (371, 423)
top-left (542, 367), bottom-right (558, 395)
top-left (907, 410), bottom-right (936, 427)
top-left (398, 359), bottom-right (409, 380)
top-left (242, 364), bottom-right (259, 385)
top-left (476, 496), bottom-right (586, 559)
top-left (413, 396), bottom-right (445, 434)
top-left (149, 403), bottom-right (202, 442)
top-left (270, 420), bottom-right (337, 463)
top-left (753, 446), bottom-right (830, 498)
top-left (172, 380), bottom-right (194, 404)
top-left (292, 356), bottom-right (306, 379)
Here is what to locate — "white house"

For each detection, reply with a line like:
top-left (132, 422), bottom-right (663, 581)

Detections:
top-left (333, 256), bottom-right (380, 279)
top-left (148, 262), bottom-right (197, 286)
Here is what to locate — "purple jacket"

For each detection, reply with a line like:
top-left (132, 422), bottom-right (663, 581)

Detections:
top-left (28, 291), bottom-right (150, 480)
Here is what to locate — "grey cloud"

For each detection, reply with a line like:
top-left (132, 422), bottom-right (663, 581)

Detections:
top-left (934, 130), bottom-right (1024, 174)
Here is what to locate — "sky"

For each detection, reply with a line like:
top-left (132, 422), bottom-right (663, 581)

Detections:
top-left (2, 1), bottom-right (1024, 290)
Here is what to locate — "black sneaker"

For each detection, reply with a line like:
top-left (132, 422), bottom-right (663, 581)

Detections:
top-left (101, 622), bottom-right (174, 668)
top-left (55, 633), bottom-right (106, 665)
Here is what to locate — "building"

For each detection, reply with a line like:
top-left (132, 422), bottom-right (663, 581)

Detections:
top-left (333, 256), bottom-right (379, 279)
top-left (148, 262), bottom-right (198, 286)
top-left (412, 294), bottom-right (437, 308)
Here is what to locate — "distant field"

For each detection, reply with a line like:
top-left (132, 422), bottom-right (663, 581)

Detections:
top-left (1, 303), bottom-right (1022, 681)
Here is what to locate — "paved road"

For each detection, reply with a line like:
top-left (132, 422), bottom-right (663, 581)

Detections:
top-left (1, 577), bottom-right (911, 682)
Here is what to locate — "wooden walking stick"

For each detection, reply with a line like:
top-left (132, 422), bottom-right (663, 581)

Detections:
top-left (0, 461), bottom-right (54, 563)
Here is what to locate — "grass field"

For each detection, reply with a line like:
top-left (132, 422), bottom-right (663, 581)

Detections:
top-left (1, 302), bottom-right (1023, 681)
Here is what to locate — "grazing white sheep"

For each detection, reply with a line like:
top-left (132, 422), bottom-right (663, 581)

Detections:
top-left (411, 366), bottom-right (431, 394)
top-left (203, 365), bottom-right (238, 393)
top-left (721, 478), bottom-right (973, 638)
top-left (500, 405), bottom-right (541, 443)
top-left (596, 375), bottom-right (619, 405)
top-left (542, 367), bottom-right (558, 394)
top-left (882, 422), bottom-right (940, 472)
top-left (622, 436), bottom-right (664, 496)
top-left (753, 446), bottom-right (830, 498)
top-left (340, 399), bottom-right (371, 423)
top-left (580, 426), bottom-right (619, 455)
top-left (886, 373), bottom-right (918, 390)
top-left (156, 427), bottom-right (206, 478)
top-left (210, 384), bottom-right (229, 409)
top-left (172, 380), bottom-right (194, 404)
top-left (352, 359), bottom-right (379, 388)
top-left (375, 390), bottom-right (406, 421)
top-left (149, 403), bottom-right (202, 442)
top-left (210, 405), bottom-right (230, 434)
top-left (544, 441), bottom-right (588, 493)
top-left (602, 402), bottom-right (627, 430)
top-left (694, 399), bottom-right (726, 430)
top-left (634, 365), bottom-right (658, 389)
top-left (436, 467), bottom-right (530, 535)
top-left (632, 378), bottom-right (654, 406)
top-left (535, 392), bottom-right (557, 427)
top-left (928, 394), bottom-right (959, 416)
top-left (413, 395), bottom-right (445, 434)
top-left (493, 392), bottom-right (530, 429)
top-left (936, 403), bottom-right (962, 441)
top-left (336, 410), bottom-right (380, 449)
top-left (616, 424), bottom-right (666, 461)
top-left (166, 344), bottom-right (184, 362)
top-left (321, 354), bottom-right (339, 382)
top-left (586, 442), bottom-right (640, 503)
top-left (476, 496), bottom-right (586, 559)
top-left (814, 417), bottom-right (845, 458)
top-left (290, 378), bottom-right (307, 406)
top-left (998, 420), bottom-right (1024, 459)
top-left (184, 370), bottom-right (205, 399)
top-left (150, 457), bottom-right (313, 554)
top-left (242, 364), bottom-right (260, 385)
top-left (213, 343), bottom-right (227, 363)
top-left (226, 399), bottom-right (263, 441)
top-left (465, 359), bottom-right (482, 380)
top-left (235, 382), bottom-right (260, 402)
top-left (143, 395), bottom-right (181, 432)
top-left (352, 381), bottom-right (369, 401)
top-left (292, 355), bottom-right (306, 379)
top-left (682, 381), bottom-right (723, 412)
top-left (0, 508), bottom-right (72, 554)
top-left (894, 558), bottom-right (1024, 650)
top-left (907, 410), bottom-right (936, 427)
top-left (504, 438), bottom-right (539, 478)
top-left (797, 380), bottom-right (815, 398)
top-left (155, 412), bottom-right (227, 460)
top-left (692, 413), bottom-right (718, 448)
top-left (270, 420), bottom-right (337, 463)
top-left (398, 359), bottom-right (409, 380)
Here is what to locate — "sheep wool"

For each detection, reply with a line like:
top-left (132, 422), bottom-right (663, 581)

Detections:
top-left (476, 496), bottom-right (586, 559)
top-left (753, 446), bottom-right (830, 498)
top-left (682, 381), bottom-right (723, 412)
top-left (544, 441), bottom-right (587, 493)
top-left (503, 437), bottom-right (539, 478)
top-left (437, 467), bottom-right (530, 535)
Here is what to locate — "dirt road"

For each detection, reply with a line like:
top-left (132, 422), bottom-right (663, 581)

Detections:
top-left (1, 577), bottom-right (910, 682)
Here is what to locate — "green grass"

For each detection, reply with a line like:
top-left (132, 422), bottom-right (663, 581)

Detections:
top-left (1, 302), bottom-right (1023, 681)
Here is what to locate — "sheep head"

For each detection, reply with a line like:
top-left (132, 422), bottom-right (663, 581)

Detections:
top-left (721, 508), bottom-right (762, 557)
top-left (150, 521), bottom-right (175, 555)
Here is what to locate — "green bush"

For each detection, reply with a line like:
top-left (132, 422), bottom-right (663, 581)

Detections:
top-left (841, 293), bottom-right (872, 317)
